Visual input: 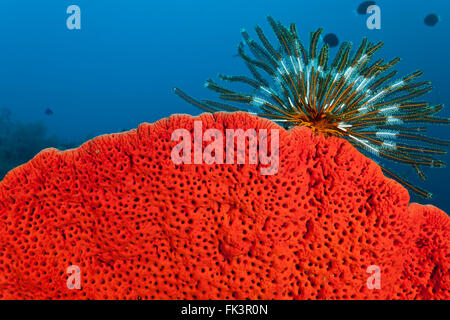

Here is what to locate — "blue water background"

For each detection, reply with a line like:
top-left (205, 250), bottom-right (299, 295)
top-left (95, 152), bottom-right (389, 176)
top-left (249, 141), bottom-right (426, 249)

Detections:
top-left (0, 0), bottom-right (449, 211)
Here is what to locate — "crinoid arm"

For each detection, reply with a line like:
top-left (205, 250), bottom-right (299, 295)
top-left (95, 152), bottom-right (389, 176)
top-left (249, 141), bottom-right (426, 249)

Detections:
top-left (174, 16), bottom-right (450, 198)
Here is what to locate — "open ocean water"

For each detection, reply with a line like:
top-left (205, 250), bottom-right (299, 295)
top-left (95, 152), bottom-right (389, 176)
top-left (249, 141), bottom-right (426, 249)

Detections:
top-left (0, 0), bottom-right (449, 212)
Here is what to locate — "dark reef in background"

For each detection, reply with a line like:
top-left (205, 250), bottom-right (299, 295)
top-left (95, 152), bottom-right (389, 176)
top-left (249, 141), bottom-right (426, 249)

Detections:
top-left (0, 108), bottom-right (78, 180)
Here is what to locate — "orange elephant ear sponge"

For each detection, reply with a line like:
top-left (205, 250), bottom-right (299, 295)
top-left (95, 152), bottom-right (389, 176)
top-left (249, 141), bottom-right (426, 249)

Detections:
top-left (0, 112), bottom-right (448, 300)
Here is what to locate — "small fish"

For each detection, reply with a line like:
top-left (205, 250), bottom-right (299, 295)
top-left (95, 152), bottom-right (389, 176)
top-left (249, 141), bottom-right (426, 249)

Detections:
top-left (357, 1), bottom-right (376, 15)
top-left (424, 14), bottom-right (439, 27)
top-left (323, 33), bottom-right (339, 48)
top-left (45, 108), bottom-right (54, 115)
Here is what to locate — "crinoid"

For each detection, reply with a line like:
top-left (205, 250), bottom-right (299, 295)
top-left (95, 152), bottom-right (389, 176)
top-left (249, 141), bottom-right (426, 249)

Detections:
top-left (174, 16), bottom-right (450, 198)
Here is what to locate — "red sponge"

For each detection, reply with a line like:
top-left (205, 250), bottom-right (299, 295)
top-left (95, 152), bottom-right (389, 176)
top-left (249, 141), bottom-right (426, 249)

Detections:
top-left (0, 112), bottom-right (448, 299)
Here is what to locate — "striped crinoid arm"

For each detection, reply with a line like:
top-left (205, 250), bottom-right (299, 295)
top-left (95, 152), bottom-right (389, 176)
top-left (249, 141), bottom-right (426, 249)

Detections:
top-left (174, 16), bottom-right (450, 198)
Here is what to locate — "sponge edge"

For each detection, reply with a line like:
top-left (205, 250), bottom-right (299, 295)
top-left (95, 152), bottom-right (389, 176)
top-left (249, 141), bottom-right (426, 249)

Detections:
top-left (0, 112), bottom-right (447, 300)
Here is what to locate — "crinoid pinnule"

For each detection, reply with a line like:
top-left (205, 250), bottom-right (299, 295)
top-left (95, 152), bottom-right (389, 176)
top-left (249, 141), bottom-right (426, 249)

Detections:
top-left (174, 16), bottom-right (450, 198)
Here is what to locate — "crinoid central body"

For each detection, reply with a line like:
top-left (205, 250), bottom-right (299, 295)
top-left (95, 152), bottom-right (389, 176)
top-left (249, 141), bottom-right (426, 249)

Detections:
top-left (288, 109), bottom-right (344, 136)
top-left (174, 16), bottom-right (450, 198)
